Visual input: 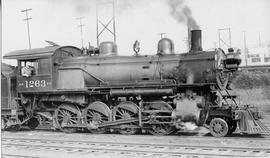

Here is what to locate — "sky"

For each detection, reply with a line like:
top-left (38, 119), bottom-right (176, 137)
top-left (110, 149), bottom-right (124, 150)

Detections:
top-left (2, 0), bottom-right (270, 65)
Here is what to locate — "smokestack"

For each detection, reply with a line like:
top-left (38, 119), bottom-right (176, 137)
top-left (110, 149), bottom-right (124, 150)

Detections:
top-left (190, 30), bottom-right (202, 52)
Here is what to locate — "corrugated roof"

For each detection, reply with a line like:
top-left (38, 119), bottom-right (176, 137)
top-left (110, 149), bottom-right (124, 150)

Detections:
top-left (1, 63), bottom-right (15, 71)
top-left (3, 46), bottom-right (61, 59)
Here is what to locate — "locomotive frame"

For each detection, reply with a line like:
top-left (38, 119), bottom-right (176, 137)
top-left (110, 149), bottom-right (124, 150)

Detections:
top-left (2, 30), bottom-right (270, 137)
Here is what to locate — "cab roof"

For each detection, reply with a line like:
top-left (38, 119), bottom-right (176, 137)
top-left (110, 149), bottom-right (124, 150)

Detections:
top-left (3, 46), bottom-right (81, 60)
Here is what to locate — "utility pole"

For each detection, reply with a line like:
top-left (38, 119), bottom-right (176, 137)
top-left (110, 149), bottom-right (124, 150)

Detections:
top-left (243, 31), bottom-right (248, 66)
top-left (112, 0), bottom-right (116, 43)
top-left (218, 28), bottom-right (231, 50)
top-left (187, 27), bottom-right (191, 50)
top-left (76, 17), bottom-right (85, 48)
top-left (96, 0), bottom-right (116, 47)
top-left (158, 33), bottom-right (166, 39)
top-left (21, 8), bottom-right (32, 49)
top-left (258, 32), bottom-right (261, 47)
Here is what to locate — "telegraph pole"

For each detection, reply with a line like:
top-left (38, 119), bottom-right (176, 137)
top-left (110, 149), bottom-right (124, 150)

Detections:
top-left (112, 0), bottom-right (116, 43)
top-left (218, 28), bottom-right (231, 49)
top-left (258, 32), bottom-right (262, 47)
top-left (76, 17), bottom-right (85, 48)
top-left (96, 0), bottom-right (116, 47)
top-left (21, 8), bottom-right (32, 49)
top-left (243, 31), bottom-right (248, 66)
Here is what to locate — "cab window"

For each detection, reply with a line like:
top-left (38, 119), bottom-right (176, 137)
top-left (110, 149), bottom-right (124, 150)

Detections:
top-left (20, 58), bottom-right (51, 76)
top-left (20, 60), bottom-right (38, 77)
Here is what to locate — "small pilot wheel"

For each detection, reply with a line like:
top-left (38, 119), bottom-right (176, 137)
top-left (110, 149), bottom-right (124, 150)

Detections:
top-left (209, 118), bottom-right (228, 137)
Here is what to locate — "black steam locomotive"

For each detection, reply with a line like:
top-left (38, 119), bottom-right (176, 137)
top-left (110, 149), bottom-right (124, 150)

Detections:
top-left (2, 30), bottom-right (269, 137)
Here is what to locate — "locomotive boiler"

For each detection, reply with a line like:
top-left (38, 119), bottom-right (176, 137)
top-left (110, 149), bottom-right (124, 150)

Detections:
top-left (60, 30), bottom-right (227, 87)
top-left (2, 30), bottom-right (269, 137)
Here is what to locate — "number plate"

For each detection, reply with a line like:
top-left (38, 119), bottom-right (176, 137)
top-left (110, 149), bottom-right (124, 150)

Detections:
top-left (18, 75), bottom-right (52, 92)
top-left (25, 80), bottom-right (47, 88)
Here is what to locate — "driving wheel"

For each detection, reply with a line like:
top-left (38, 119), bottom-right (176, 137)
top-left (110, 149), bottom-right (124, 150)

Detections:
top-left (114, 102), bottom-right (139, 135)
top-left (54, 104), bottom-right (80, 133)
top-left (83, 101), bottom-right (110, 134)
top-left (146, 101), bottom-right (175, 135)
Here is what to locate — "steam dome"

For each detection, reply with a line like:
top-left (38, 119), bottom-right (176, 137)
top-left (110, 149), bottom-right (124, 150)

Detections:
top-left (99, 41), bottom-right (118, 56)
top-left (157, 38), bottom-right (174, 54)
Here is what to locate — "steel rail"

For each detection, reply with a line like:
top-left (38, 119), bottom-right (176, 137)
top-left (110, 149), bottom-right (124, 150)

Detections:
top-left (2, 143), bottom-right (266, 158)
top-left (2, 137), bottom-right (270, 157)
top-left (2, 154), bottom-right (40, 158)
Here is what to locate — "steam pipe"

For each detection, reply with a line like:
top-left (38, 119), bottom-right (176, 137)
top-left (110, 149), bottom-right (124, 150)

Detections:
top-left (110, 88), bottom-right (173, 97)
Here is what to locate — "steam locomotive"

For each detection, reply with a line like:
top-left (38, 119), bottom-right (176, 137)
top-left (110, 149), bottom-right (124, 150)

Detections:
top-left (2, 30), bottom-right (269, 137)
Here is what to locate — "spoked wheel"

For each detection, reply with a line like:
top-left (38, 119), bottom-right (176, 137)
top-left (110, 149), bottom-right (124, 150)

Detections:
top-left (114, 102), bottom-right (139, 135)
top-left (54, 104), bottom-right (80, 133)
top-left (83, 101), bottom-right (110, 134)
top-left (85, 110), bottom-right (108, 134)
top-left (146, 101), bottom-right (175, 136)
top-left (209, 118), bottom-right (229, 137)
top-left (27, 117), bottom-right (40, 130)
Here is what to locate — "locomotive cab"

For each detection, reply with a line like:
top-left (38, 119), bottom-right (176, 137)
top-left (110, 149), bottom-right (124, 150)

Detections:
top-left (2, 46), bottom-right (82, 129)
top-left (4, 46), bottom-right (82, 93)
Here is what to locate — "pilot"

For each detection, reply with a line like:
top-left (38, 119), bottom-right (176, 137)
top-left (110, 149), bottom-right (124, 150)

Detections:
top-left (22, 64), bottom-right (34, 77)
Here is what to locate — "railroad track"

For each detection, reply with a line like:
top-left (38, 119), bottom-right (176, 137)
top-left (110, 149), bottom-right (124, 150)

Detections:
top-left (4, 130), bottom-right (270, 143)
top-left (2, 137), bottom-right (270, 158)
